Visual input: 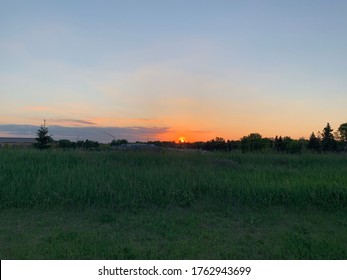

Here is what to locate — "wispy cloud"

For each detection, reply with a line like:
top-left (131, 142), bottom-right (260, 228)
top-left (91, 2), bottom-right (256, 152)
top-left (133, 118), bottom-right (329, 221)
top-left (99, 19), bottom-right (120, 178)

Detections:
top-left (48, 119), bottom-right (96, 126)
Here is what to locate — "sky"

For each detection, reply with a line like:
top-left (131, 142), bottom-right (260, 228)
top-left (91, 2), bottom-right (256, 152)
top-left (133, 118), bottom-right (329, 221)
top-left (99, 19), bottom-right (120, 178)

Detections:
top-left (1, 0), bottom-right (346, 142)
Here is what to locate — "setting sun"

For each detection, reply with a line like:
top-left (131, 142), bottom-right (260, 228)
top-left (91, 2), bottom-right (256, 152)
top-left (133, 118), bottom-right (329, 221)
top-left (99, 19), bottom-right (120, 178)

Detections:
top-left (178, 137), bottom-right (186, 143)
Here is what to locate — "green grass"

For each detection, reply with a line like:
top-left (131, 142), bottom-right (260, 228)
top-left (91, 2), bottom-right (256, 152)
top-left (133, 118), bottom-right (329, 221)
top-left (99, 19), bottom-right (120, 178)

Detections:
top-left (0, 149), bottom-right (347, 259)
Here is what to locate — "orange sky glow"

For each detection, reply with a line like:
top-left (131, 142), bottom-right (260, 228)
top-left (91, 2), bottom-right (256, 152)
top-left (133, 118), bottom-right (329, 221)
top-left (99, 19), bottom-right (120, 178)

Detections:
top-left (1, 1), bottom-right (346, 142)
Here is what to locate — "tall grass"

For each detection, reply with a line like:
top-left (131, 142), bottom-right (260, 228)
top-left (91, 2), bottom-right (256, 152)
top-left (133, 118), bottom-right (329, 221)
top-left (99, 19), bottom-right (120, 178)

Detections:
top-left (0, 149), bottom-right (346, 210)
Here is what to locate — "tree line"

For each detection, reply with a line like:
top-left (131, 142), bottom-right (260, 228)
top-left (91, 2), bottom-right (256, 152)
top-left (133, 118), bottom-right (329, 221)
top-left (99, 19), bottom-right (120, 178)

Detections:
top-left (35, 121), bottom-right (347, 153)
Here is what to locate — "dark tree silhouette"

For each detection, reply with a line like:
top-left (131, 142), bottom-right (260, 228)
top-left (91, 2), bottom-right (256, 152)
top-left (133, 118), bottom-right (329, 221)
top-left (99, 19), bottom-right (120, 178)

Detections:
top-left (58, 139), bottom-right (73, 149)
top-left (338, 123), bottom-right (347, 141)
top-left (35, 120), bottom-right (53, 149)
top-left (307, 132), bottom-right (320, 152)
top-left (241, 133), bottom-right (264, 152)
top-left (338, 123), bottom-right (347, 151)
top-left (85, 139), bottom-right (100, 149)
top-left (274, 136), bottom-right (285, 153)
top-left (204, 137), bottom-right (227, 151)
top-left (321, 123), bottom-right (337, 152)
top-left (110, 139), bottom-right (128, 146)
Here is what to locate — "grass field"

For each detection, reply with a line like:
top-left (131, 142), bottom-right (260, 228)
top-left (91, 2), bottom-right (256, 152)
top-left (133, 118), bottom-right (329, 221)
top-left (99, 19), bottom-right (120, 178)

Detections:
top-left (0, 149), bottom-right (346, 259)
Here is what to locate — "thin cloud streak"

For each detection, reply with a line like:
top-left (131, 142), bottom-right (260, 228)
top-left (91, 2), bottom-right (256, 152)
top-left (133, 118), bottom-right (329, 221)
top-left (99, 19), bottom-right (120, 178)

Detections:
top-left (48, 119), bottom-right (96, 125)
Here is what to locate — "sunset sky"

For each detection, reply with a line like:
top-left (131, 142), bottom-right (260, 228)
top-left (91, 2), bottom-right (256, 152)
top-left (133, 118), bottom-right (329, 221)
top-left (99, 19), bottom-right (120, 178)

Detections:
top-left (1, 0), bottom-right (346, 142)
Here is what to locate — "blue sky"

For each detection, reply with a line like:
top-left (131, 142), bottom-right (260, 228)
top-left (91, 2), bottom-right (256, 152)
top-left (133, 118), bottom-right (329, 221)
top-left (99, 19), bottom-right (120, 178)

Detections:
top-left (1, 0), bottom-right (346, 142)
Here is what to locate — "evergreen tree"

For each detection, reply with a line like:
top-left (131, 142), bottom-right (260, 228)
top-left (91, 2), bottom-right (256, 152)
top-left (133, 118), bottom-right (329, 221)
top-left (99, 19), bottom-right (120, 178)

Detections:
top-left (307, 132), bottom-right (320, 152)
top-left (321, 123), bottom-right (337, 152)
top-left (35, 120), bottom-right (53, 149)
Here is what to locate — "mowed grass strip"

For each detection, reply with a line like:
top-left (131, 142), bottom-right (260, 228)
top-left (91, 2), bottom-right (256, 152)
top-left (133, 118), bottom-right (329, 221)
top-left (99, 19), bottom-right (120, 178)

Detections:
top-left (0, 206), bottom-right (346, 259)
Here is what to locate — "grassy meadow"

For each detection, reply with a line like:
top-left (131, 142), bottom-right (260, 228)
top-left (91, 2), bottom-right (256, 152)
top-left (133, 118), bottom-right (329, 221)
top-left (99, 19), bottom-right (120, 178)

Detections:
top-left (0, 149), bottom-right (347, 259)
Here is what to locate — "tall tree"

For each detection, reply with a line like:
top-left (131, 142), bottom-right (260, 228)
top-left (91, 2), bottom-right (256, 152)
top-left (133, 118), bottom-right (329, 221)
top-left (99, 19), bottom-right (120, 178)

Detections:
top-left (321, 123), bottom-right (336, 152)
top-left (35, 120), bottom-right (53, 149)
top-left (307, 132), bottom-right (320, 152)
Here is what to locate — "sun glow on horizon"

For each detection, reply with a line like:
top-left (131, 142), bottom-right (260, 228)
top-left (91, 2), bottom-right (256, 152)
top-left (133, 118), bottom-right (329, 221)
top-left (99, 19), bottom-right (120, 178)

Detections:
top-left (178, 136), bottom-right (186, 143)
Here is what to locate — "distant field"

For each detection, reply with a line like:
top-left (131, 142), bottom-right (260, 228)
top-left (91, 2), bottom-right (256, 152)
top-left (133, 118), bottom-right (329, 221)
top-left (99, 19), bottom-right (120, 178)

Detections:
top-left (0, 149), bottom-right (346, 259)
